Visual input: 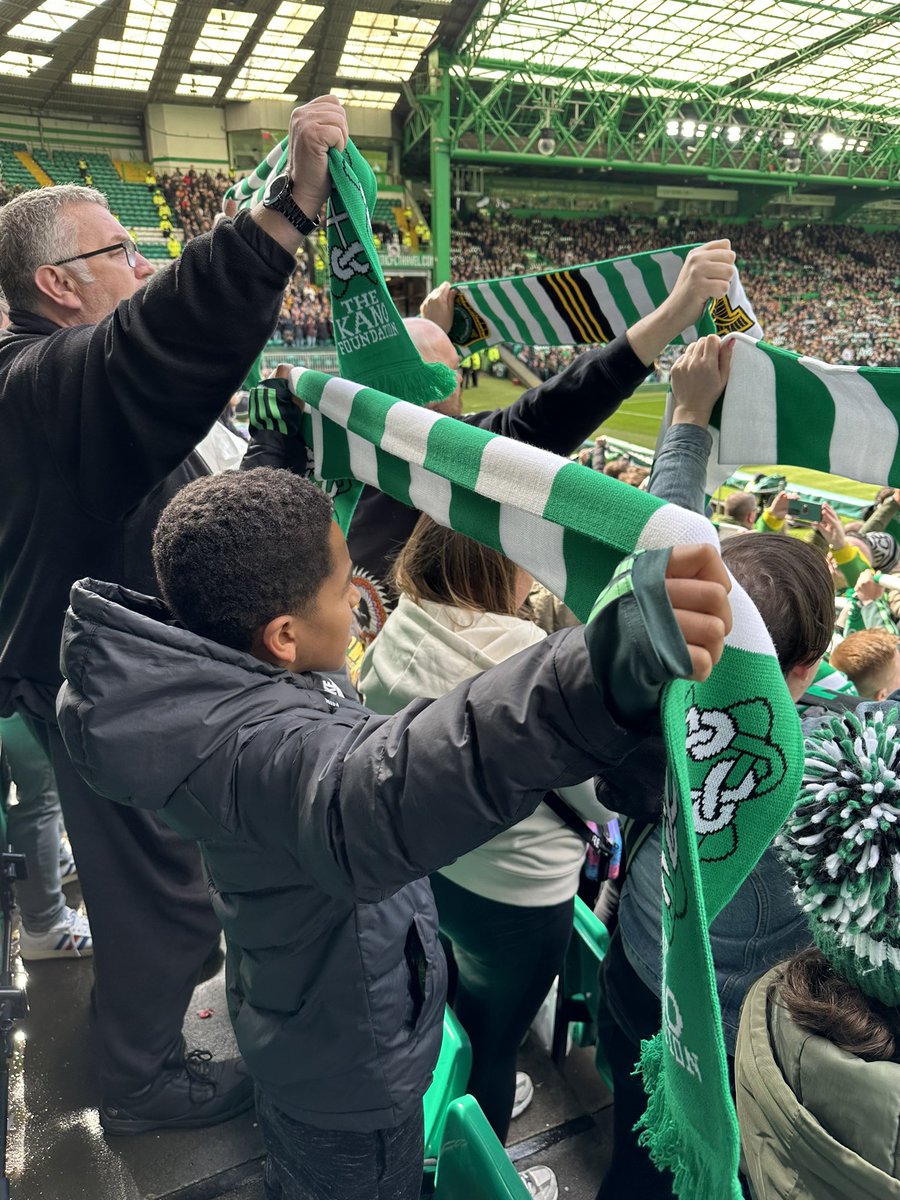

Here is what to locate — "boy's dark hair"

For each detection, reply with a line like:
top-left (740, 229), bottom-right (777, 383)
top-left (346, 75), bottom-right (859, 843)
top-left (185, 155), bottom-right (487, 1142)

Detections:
top-left (722, 534), bottom-right (834, 673)
top-left (152, 468), bottom-right (334, 651)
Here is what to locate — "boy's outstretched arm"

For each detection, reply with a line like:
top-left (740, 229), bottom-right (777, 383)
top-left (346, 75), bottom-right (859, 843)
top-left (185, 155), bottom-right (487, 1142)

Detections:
top-left (253, 544), bottom-right (730, 902)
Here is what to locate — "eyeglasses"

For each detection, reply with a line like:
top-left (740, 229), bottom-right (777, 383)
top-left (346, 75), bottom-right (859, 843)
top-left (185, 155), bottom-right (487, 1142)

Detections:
top-left (53, 238), bottom-right (138, 270)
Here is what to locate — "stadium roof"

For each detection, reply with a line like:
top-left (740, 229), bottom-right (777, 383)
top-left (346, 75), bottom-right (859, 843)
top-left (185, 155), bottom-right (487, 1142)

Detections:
top-left (0, 0), bottom-right (898, 125)
top-left (458, 0), bottom-right (900, 123)
top-left (0, 0), bottom-right (479, 116)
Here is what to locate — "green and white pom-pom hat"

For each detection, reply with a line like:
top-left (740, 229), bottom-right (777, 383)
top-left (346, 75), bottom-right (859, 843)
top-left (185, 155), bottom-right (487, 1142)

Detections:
top-left (779, 707), bottom-right (900, 1007)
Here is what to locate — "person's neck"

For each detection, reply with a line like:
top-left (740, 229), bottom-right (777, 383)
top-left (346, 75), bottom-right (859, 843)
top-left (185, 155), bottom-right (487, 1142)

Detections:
top-left (34, 301), bottom-right (89, 330)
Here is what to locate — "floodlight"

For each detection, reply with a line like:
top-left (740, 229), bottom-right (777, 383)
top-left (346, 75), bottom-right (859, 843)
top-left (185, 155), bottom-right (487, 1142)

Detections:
top-left (537, 127), bottom-right (556, 156)
top-left (820, 131), bottom-right (842, 153)
top-left (726, 124), bottom-right (741, 144)
top-left (681, 119), bottom-right (696, 138)
top-left (781, 130), bottom-right (796, 147)
top-left (666, 119), bottom-right (679, 136)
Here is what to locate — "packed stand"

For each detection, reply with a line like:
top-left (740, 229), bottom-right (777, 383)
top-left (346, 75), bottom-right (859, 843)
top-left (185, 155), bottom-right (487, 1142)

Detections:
top-left (451, 211), bottom-right (900, 368)
top-left (7, 91), bottom-right (900, 1200)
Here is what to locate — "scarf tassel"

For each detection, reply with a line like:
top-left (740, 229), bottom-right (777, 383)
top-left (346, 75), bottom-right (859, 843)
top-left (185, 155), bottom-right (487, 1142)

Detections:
top-left (362, 361), bottom-right (460, 410)
top-left (635, 1033), bottom-right (743, 1200)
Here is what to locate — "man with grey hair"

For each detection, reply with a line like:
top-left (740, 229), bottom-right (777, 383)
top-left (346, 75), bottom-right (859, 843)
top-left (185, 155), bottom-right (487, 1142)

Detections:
top-left (0, 96), bottom-right (349, 1134)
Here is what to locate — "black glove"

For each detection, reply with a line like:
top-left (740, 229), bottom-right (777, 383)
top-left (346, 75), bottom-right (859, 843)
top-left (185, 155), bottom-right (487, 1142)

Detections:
top-left (248, 377), bottom-right (304, 438)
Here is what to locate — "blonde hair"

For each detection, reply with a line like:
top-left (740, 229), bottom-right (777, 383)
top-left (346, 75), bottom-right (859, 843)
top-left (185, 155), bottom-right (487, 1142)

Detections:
top-left (829, 629), bottom-right (899, 698)
top-left (391, 515), bottom-right (521, 617)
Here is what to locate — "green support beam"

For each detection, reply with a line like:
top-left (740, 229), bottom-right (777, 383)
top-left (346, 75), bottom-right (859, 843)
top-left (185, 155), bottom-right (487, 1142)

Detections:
top-left (735, 186), bottom-right (780, 221)
top-left (427, 49), bottom-right (452, 283)
top-left (404, 53), bottom-right (900, 194)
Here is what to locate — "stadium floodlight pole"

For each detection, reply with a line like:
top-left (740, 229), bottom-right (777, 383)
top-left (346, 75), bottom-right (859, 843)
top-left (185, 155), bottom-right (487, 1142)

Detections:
top-left (427, 47), bottom-right (452, 285)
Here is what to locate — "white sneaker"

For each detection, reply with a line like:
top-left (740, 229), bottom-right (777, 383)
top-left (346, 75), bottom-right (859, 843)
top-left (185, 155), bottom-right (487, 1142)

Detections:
top-left (511, 1070), bottom-right (535, 1119)
top-left (518, 1165), bottom-right (559, 1200)
top-left (19, 906), bottom-right (93, 960)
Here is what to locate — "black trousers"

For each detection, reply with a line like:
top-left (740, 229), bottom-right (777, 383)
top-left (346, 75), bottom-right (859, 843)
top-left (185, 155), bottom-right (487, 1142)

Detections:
top-left (24, 712), bottom-right (221, 1098)
top-left (595, 929), bottom-right (675, 1200)
top-left (430, 873), bottom-right (573, 1143)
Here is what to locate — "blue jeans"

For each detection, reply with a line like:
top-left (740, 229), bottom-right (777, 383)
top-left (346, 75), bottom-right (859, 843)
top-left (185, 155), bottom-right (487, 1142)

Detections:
top-left (255, 1088), bottom-right (424, 1200)
top-left (0, 714), bottom-right (66, 932)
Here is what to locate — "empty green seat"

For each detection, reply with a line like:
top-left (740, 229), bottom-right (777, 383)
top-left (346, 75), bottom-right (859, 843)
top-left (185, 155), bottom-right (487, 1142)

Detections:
top-left (432, 1095), bottom-right (530, 1199)
top-left (423, 1005), bottom-right (472, 1164)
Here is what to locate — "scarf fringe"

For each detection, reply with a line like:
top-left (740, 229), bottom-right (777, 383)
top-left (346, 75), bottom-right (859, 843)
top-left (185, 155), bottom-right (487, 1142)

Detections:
top-left (635, 1034), bottom-right (742, 1200)
top-left (362, 361), bottom-right (460, 409)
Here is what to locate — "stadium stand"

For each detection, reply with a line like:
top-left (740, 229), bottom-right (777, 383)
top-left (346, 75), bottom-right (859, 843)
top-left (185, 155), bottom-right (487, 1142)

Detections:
top-left (4, 2), bottom-right (900, 1197)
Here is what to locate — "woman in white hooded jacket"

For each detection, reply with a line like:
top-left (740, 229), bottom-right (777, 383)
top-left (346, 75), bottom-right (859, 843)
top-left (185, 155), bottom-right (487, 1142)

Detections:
top-left (359, 515), bottom-right (614, 1163)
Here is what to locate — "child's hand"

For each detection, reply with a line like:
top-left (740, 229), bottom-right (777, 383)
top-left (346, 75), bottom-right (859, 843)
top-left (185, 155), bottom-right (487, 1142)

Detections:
top-left (856, 569), bottom-right (885, 604)
top-left (816, 501), bottom-right (846, 549)
top-left (670, 335), bottom-right (735, 428)
top-left (665, 544), bottom-right (732, 681)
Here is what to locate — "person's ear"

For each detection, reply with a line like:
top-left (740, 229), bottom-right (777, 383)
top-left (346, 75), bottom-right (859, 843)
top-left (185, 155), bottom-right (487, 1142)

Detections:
top-left (256, 614), bottom-right (299, 667)
top-left (33, 265), bottom-right (82, 312)
top-left (874, 684), bottom-right (890, 702)
top-left (784, 657), bottom-right (820, 700)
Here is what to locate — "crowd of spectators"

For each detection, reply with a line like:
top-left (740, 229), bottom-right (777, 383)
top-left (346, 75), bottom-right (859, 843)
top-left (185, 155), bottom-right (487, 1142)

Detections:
top-left (272, 267), bottom-right (332, 347)
top-left (6, 159), bottom-right (899, 368)
top-left (451, 211), bottom-right (900, 367)
top-left (159, 167), bottom-right (233, 243)
top-left (0, 180), bottom-right (25, 207)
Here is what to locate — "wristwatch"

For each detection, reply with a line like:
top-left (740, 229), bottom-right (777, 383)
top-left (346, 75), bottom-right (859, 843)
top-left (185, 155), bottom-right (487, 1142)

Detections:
top-left (261, 173), bottom-right (320, 235)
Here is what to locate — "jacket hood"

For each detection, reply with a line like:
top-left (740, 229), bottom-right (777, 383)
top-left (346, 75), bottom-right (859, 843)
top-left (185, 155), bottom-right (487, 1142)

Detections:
top-left (58, 578), bottom-right (339, 809)
top-left (359, 594), bottom-right (545, 713)
top-left (737, 965), bottom-right (900, 1199)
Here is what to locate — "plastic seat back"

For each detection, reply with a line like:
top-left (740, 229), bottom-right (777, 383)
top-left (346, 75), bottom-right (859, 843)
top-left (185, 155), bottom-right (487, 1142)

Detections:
top-left (433, 1095), bottom-right (530, 1199)
top-left (423, 1006), bottom-right (473, 1162)
top-left (552, 896), bottom-right (612, 1086)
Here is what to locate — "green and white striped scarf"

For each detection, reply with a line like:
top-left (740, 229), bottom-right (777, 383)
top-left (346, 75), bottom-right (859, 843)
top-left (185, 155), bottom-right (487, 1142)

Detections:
top-left (448, 250), bottom-right (762, 354)
top-left (707, 333), bottom-right (900, 492)
top-left (281, 364), bottom-right (801, 1200)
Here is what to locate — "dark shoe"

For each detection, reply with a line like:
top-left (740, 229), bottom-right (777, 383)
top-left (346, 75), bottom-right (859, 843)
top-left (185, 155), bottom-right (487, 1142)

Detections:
top-left (100, 1049), bottom-right (253, 1136)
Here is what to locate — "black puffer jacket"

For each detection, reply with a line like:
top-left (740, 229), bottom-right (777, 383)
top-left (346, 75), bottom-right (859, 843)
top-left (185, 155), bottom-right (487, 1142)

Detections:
top-left (0, 211), bottom-right (293, 723)
top-left (57, 557), bottom-right (686, 1129)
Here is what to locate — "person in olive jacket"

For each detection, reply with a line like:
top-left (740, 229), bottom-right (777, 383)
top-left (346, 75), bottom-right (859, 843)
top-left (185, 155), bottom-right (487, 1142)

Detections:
top-left (737, 702), bottom-right (900, 1200)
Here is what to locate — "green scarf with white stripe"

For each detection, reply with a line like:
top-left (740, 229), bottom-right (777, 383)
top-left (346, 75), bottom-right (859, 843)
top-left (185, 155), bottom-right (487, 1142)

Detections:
top-left (279, 363), bottom-right (801, 1200)
top-left (705, 332), bottom-right (900, 492)
top-left (448, 250), bottom-right (762, 353)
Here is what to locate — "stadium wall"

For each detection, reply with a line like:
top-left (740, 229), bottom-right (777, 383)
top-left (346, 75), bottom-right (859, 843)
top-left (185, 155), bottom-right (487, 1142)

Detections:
top-left (146, 103), bottom-right (229, 173)
top-left (0, 111), bottom-right (144, 159)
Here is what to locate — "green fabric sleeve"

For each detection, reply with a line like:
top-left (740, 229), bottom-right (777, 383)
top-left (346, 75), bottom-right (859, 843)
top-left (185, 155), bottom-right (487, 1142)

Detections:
top-left (585, 548), bottom-right (693, 730)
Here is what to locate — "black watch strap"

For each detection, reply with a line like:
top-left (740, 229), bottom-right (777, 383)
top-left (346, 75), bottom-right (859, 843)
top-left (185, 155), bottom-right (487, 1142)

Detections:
top-left (262, 173), bottom-right (319, 236)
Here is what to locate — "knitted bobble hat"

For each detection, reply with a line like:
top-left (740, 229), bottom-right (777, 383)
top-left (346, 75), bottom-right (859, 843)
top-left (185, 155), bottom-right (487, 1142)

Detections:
top-left (778, 707), bottom-right (900, 1007)
top-left (865, 532), bottom-right (900, 573)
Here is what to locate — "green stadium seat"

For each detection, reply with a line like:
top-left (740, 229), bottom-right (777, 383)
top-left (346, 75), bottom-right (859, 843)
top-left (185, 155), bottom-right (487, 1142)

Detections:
top-left (551, 896), bottom-right (612, 1089)
top-left (423, 1006), bottom-right (472, 1165)
top-left (432, 1095), bottom-right (530, 1199)
top-left (0, 141), bottom-right (41, 192)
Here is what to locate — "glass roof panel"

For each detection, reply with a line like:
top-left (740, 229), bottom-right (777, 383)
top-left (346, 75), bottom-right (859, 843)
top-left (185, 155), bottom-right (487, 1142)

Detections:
top-left (0, 49), bottom-right (52, 75)
top-left (337, 11), bottom-right (440, 83)
top-left (225, 1), bottom-right (321, 100)
top-left (460, 0), bottom-right (900, 118)
top-left (331, 85), bottom-right (401, 109)
top-left (71, 0), bottom-right (174, 90)
top-left (189, 7), bottom-right (255, 66)
top-left (7, 0), bottom-right (107, 43)
top-left (176, 71), bottom-right (221, 95)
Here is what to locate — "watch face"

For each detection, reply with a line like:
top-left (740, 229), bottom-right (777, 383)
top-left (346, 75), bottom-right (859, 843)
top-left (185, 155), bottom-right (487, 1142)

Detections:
top-left (267, 173), bottom-right (291, 204)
